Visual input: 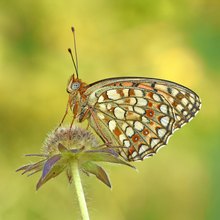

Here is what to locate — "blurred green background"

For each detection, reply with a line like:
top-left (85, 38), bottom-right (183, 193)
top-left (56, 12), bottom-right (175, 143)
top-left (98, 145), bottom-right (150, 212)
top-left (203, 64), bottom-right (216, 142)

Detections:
top-left (0, 0), bottom-right (219, 219)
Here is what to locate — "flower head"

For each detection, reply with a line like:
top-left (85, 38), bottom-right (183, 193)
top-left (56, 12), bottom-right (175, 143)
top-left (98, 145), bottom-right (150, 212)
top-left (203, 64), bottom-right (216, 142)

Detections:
top-left (17, 126), bottom-right (134, 190)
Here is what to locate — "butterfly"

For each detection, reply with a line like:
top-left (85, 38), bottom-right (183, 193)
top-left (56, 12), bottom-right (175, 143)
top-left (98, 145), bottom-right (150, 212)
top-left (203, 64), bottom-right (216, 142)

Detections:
top-left (61, 27), bottom-right (201, 162)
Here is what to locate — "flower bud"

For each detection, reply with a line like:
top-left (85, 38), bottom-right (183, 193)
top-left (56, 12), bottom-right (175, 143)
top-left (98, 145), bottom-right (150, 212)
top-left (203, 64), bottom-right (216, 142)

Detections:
top-left (17, 126), bottom-right (134, 190)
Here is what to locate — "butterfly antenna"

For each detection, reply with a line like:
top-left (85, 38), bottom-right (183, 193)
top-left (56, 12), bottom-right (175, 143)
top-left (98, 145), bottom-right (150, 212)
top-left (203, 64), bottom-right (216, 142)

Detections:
top-left (68, 48), bottom-right (78, 78)
top-left (71, 27), bottom-right (79, 71)
top-left (71, 26), bottom-right (79, 78)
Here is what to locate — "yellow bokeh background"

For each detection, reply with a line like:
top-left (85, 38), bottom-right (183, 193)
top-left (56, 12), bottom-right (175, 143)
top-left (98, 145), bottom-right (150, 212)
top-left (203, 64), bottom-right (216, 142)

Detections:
top-left (0, 0), bottom-right (219, 219)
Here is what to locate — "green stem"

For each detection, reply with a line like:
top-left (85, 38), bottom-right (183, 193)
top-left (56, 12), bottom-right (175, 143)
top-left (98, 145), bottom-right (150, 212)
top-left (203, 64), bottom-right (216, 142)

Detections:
top-left (72, 160), bottom-right (90, 220)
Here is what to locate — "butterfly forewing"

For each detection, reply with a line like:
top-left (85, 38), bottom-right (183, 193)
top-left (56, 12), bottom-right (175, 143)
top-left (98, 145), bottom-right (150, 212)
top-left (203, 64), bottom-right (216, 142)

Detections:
top-left (85, 77), bottom-right (201, 161)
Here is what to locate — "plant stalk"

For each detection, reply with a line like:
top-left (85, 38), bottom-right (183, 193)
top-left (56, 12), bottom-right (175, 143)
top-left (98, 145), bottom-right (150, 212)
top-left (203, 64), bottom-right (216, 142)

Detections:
top-left (72, 160), bottom-right (90, 220)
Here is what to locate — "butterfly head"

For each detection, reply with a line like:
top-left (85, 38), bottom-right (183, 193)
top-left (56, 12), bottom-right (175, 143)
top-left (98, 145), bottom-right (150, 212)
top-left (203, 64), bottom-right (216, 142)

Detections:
top-left (66, 74), bottom-right (87, 96)
top-left (66, 74), bottom-right (80, 94)
top-left (67, 74), bottom-right (81, 94)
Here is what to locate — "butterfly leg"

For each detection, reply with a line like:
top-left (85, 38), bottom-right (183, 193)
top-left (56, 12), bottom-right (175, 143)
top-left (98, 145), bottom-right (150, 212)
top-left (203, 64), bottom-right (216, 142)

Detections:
top-left (68, 101), bottom-right (80, 139)
top-left (86, 121), bottom-right (90, 130)
top-left (69, 116), bottom-right (75, 132)
top-left (96, 142), bottom-right (113, 149)
top-left (56, 98), bottom-right (70, 130)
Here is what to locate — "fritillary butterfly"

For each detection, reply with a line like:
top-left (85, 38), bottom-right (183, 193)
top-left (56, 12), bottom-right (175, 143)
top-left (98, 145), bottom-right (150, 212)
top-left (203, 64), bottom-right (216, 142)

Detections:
top-left (61, 27), bottom-right (201, 162)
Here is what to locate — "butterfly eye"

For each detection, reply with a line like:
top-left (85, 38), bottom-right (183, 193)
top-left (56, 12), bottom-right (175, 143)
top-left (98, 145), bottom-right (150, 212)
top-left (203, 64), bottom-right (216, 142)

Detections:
top-left (71, 82), bottom-right (80, 90)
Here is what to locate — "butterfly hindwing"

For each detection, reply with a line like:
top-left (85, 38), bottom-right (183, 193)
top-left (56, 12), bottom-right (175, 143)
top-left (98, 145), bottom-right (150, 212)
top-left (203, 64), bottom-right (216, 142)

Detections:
top-left (84, 77), bottom-right (201, 161)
